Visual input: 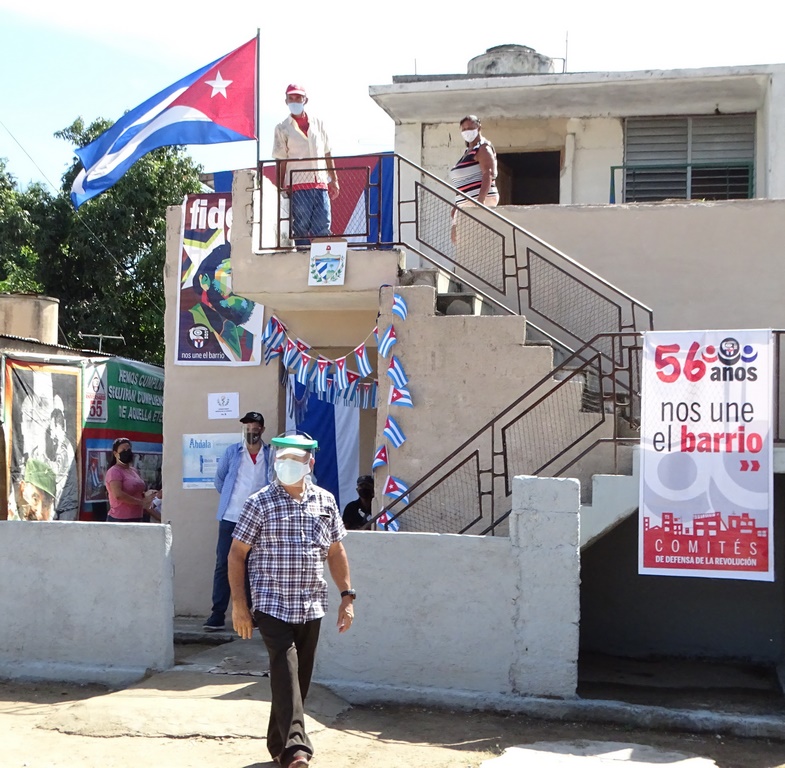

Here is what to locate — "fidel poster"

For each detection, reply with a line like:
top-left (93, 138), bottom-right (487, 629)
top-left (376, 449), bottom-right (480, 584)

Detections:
top-left (639, 330), bottom-right (773, 581)
top-left (175, 193), bottom-right (264, 366)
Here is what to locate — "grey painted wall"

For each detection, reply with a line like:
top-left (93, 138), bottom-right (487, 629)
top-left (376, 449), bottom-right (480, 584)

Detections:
top-left (580, 475), bottom-right (785, 662)
top-left (0, 522), bottom-right (174, 685)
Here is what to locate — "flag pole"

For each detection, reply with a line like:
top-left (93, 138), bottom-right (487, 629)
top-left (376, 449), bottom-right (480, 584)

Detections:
top-left (255, 27), bottom-right (261, 168)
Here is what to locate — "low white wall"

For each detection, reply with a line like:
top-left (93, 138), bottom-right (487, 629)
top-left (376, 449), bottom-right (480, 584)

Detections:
top-left (0, 522), bottom-right (174, 686)
top-left (316, 476), bottom-right (580, 702)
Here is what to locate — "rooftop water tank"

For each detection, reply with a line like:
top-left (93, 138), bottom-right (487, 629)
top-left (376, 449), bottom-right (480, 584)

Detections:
top-left (468, 44), bottom-right (554, 75)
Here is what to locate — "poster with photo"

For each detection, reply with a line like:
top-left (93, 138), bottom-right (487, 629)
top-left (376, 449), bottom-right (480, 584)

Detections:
top-left (4, 359), bottom-right (81, 521)
top-left (175, 193), bottom-right (264, 366)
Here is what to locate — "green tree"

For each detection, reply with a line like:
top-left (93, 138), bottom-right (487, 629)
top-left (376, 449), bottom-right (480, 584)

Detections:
top-left (0, 159), bottom-right (46, 293)
top-left (1, 118), bottom-right (203, 363)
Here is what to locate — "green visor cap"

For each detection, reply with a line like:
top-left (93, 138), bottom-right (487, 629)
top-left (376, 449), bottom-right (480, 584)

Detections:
top-left (271, 435), bottom-right (318, 451)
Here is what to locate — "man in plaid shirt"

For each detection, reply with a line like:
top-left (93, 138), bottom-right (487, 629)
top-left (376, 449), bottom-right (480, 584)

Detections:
top-left (228, 434), bottom-right (355, 768)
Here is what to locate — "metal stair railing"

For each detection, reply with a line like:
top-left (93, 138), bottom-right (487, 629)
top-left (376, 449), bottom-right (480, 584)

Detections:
top-left (373, 333), bottom-right (644, 535)
top-left (256, 154), bottom-right (653, 363)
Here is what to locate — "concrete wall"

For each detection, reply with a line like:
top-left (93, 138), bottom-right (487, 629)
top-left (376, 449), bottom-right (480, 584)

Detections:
top-left (317, 475), bottom-right (580, 701)
top-left (375, 284), bottom-right (553, 483)
top-left (581, 476), bottom-right (785, 661)
top-left (0, 522), bottom-right (173, 685)
top-left (500, 199), bottom-right (785, 331)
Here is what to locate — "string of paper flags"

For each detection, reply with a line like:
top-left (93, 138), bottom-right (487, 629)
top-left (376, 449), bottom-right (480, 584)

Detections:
top-left (262, 291), bottom-right (412, 531)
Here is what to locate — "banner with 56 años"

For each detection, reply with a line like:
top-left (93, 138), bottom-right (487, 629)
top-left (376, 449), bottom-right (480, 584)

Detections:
top-left (639, 330), bottom-right (774, 581)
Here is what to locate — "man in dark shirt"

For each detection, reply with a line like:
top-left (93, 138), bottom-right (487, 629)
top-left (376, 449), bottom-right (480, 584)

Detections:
top-left (342, 475), bottom-right (374, 530)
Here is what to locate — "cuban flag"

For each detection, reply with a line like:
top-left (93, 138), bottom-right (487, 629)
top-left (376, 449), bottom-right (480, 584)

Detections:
top-left (286, 377), bottom-right (359, 511)
top-left (376, 509), bottom-right (401, 532)
top-left (378, 325), bottom-right (397, 358)
top-left (71, 38), bottom-right (257, 209)
top-left (383, 475), bottom-right (410, 506)
top-left (360, 382), bottom-right (372, 409)
top-left (372, 444), bottom-right (389, 469)
top-left (342, 370), bottom-right (361, 403)
top-left (387, 355), bottom-right (409, 389)
top-left (296, 353), bottom-right (312, 385)
top-left (371, 380), bottom-right (378, 409)
top-left (295, 337), bottom-right (312, 356)
top-left (392, 293), bottom-right (408, 321)
top-left (264, 316), bottom-right (287, 351)
top-left (389, 385), bottom-right (414, 408)
top-left (383, 415), bottom-right (406, 448)
top-left (314, 357), bottom-right (332, 392)
top-left (353, 343), bottom-right (373, 378)
top-left (264, 343), bottom-right (283, 364)
top-left (282, 338), bottom-right (299, 369)
top-left (334, 356), bottom-right (349, 390)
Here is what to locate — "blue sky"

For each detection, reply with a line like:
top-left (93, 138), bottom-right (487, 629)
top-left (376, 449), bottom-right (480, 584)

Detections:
top-left (2, 0), bottom-right (784, 191)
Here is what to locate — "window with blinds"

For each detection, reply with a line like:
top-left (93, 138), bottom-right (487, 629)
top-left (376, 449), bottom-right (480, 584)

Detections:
top-left (623, 115), bottom-right (755, 202)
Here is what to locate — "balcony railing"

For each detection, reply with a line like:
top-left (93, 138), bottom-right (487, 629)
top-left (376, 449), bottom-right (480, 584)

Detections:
top-left (609, 162), bottom-right (754, 204)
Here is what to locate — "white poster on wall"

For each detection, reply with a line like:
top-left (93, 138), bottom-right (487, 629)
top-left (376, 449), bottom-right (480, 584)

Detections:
top-left (208, 392), bottom-right (240, 419)
top-left (182, 433), bottom-right (240, 489)
top-left (639, 329), bottom-right (773, 581)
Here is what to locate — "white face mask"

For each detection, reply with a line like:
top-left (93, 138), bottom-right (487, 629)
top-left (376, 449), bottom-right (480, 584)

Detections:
top-left (288, 102), bottom-right (305, 116)
top-left (461, 128), bottom-right (479, 143)
top-left (275, 458), bottom-right (309, 485)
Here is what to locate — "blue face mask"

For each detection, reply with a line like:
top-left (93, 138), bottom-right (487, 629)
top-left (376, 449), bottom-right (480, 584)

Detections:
top-left (288, 102), bottom-right (305, 116)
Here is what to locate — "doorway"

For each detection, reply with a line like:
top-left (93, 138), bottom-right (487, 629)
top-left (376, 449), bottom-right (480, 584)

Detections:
top-left (496, 151), bottom-right (561, 205)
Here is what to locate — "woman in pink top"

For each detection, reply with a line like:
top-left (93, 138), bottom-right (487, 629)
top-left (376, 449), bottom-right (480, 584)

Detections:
top-left (104, 438), bottom-right (159, 522)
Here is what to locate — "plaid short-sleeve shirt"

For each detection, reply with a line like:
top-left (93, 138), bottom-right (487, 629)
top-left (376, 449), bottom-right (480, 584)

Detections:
top-left (233, 481), bottom-right (346, 623)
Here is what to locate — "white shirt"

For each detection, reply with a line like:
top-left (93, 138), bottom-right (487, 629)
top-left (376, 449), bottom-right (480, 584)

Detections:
top-left (272, 114), bottom-right (333, 187)
top-left (223, 447), bottom-right (268, 523)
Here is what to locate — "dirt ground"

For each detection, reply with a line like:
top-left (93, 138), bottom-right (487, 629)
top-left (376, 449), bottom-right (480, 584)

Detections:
top-left (5, 675), bottom-right (785, 768)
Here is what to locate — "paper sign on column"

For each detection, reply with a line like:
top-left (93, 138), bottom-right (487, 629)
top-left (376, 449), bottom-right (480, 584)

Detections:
top-left (308, 239), bottom-right (347, 286)
top-left (208, 392), bottom-right (239, 419)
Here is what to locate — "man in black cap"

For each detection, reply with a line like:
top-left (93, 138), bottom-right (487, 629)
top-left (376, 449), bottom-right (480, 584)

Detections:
top-left (341, 475), bottom-right (375, 530)
top-left (203, 410), bottom-right (272, 631)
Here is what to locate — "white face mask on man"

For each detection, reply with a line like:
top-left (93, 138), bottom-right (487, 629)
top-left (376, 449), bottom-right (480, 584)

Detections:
top-left (275, 458), bottom-right (310, 485)
top-left (288, 102), bottom-right (305, 116)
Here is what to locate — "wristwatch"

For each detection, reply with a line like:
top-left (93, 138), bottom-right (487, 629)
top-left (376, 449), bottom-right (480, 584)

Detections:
top-left (341, 589), bottom-right (356, 600)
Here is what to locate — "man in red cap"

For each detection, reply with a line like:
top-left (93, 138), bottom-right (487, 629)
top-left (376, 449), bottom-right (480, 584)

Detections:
top-left (272, 84), bottom-right (340, 247)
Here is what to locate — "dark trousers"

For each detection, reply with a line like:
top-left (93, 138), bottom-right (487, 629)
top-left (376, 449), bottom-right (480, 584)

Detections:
top-left (255, 611), bottom-right (322, 764)
top-left (210, 519), bottom-right (237, 619)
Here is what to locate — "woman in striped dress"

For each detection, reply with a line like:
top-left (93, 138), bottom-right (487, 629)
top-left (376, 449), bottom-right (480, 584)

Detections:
top-left (449, 115), bottom-right (499, 208)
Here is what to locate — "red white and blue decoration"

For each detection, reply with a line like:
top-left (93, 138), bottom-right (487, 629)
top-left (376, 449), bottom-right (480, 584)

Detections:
top-left (387, 356), bottom-right (409, 389)
top-left (372, 444), bottom-right (389, 469)
top-left (71, 38), bottom-right (258, 209)
top-left (389, 385), bottom-right (413, 408)
top-left (383, 475), bottom-right (410, 506)
top-left (392, 293), bottom-right (408, 321)
top-left (378, 325), bottom-right (397, 358)
top-left (383, 415), bottom-right (406, 447)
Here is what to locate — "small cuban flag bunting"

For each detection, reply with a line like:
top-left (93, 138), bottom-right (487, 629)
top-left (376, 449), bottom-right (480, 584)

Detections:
top-left (378, 325), bottom-right (397, 358)
top-left (283, 338), bottom-right (298, 369)
top-left (383, 475), bottom-right (410, 506)
top-left (387, 355), bottom-right (409, 389)
top-left (343, 370), bottom-right (361, 402)
top-left (389, 385), bottom-right (413, 408)
top-left (315, 357), bottom-right (332, 392)
top-left (383, 415), bottom-right (406, 447)
top-left (371, 379), bottom-right (378, 409)
top-left (264, 343), bottom-right (283, 365)
top-left (372, 444), bottom-right (388, 469)
top-left (376, 509), bottom-right (401, 532)
top-left (392, 293), bottom-right (408, 321)
top-left (296, 353), bottom-right (312, 385)
top-left (334, 356), bottom-right (349, 389)
top-left (353, 342), bottom-right (373, 378)
top-left (295, 337), bottom-right (311, 355)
